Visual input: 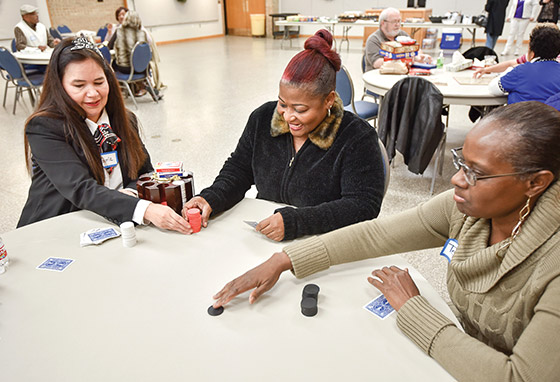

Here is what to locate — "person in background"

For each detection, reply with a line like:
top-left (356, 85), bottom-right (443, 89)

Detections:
top-left (104, 6), bottom-right (128, 43)
top-left (17, 37), bottom-right (190, 234)
top-left (112, 11), bottom-right (149, 97)
top-left (213, 101), bottom-right (560, 382)
top-left (538, 0), bottom-right (560, 22)
top-left (364, 7), bottom-right (432, 71)
top-left (14, 4), bottom-right (60, 52)
top-left (489, 24), bottom-right (560, 103)
top-left (484, 0), bottom-right (511, 49)
top-left (502, 0), bottom-right (540, 55)
top-left (184, 30), bottom-right (385, 242)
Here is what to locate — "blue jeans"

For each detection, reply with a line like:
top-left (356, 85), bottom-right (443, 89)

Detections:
top-left (486, 34), bottom-right (499, 49)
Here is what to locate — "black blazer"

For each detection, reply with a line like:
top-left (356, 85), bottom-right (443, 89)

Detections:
top-left (17, 115), bottom-right (153, 227)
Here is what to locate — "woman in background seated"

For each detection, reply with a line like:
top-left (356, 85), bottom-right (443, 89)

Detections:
top-left (104, 6), bottom-right (127, 43)
top-left (213, 101), bottom-right (560, 381)
top-left (18, 37), bottom-right (190, 234)
top-left (112, 10), bottom-right (149, 97)
top-left (184, 30), bottom-right (385, 241)
top-left (489, 24), bottom-right (560, 103)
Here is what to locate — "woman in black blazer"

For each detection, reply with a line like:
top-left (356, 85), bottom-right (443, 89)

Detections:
top-left (18, 37), bottom-right (190, 234)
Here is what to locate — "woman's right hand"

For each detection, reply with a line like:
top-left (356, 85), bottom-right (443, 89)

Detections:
top-left (144, 203), bottom-right (192, 234)
top-left (183, 196), bottom-right (212, 227)
top-left (473, 67), bottom-right (488, 79)
top-left (212, 251), bottom-right (293, 308)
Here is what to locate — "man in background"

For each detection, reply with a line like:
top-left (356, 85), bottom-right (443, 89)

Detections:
top-left (364, 8), bottom-right (431, 71)
top-left (14, 4), bottom-right (60, 52)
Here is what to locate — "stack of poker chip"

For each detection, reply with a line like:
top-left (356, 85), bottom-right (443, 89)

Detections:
top-left (301, 284), bottom-right (320, 317)
top-left (187, 209), bottom-right (202, 233)
top-left (120, 221), bottom-right (136, 247)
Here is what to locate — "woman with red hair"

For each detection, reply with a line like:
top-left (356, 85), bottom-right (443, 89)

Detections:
top-left (184, 30), bottom-right (385, 241)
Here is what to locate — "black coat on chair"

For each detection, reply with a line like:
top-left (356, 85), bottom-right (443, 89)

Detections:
top-left (378, 77), bottom-right (444, 175)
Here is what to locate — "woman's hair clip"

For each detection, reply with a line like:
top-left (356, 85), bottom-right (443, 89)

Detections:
top-left (70, 35), bottom-right (103, 58)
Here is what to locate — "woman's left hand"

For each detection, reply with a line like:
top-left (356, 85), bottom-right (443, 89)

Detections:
top-left (256, 212), bottom-right (285, 241)
top-left (367, 266), bottom-right (420, 311)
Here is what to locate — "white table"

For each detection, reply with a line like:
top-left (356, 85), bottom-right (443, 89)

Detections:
top-left (363, 69), bottom-right (508, 106)
top-left (276, 19), bottom-right (483, 50)
top-left (0, 198), bottom-right (459, 381)
top-left (13, 48), bottom-right (52, 65)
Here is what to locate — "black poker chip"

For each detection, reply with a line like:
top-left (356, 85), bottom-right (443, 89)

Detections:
top-left (208, 305), bottom-right (224, 316)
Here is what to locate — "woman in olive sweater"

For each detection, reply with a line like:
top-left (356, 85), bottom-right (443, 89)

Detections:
top-left (212, 101), bottom-right (560, 381)
top-left (184, 30), bottom-right (384, 241)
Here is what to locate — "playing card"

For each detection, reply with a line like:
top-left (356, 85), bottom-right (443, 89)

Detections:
top-left (363, 294), bottom-right (395, 319)
top-left (37, 257), bottom-right (74, 272)
top-left (244, 220), bottom-right (258, 229)
top-left (87, 228), bottom-right (119, 242)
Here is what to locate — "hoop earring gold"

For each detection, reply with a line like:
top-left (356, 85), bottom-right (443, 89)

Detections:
top-left (327, 107), bottom-right (331, 117)
top-left (496, 196), bottom-right (531, 259)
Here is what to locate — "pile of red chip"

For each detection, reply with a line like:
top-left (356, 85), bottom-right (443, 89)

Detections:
top-left (187, 209), bottom-right (202, 233)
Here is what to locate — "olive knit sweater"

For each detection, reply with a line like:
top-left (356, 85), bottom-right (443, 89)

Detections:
top-left (284, 181), bottom-right (560, 381)
top-left (199, 97), bottom-right (385, 241)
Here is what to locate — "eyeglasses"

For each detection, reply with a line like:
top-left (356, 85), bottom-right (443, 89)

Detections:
top-left (451, 147), bottom-right (528, 186)
top-left (384, 19), bottom-right (402, 25)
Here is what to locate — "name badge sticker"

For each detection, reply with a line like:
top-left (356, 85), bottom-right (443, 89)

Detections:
top-left (101, 151), bottom-right (118, 169)
top-left (440, 238), bottom-right (458, 263)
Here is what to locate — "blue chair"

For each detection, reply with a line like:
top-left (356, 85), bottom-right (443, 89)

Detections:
top-left (0, 47), bottom-right (45, 114)
top-left (49, 27), bottom-right (63, 40)
top-left (336, 65), bottom-right (378, 123)
top-left (57, 25), bottom-right (72, 34)
top-left (113, 42), bottom-right (158, 109)
top-left (361, 55), bottom-right (380, 101)
top-left (99, 45), bottom-right (112, 65)
top-left (97, 27), bottom-right (108, 42)
top-left (11, 39), bottom-right (16, 53)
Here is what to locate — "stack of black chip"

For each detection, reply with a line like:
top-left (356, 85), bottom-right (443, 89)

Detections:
top-left (301, 284), bottom-right (320, 317)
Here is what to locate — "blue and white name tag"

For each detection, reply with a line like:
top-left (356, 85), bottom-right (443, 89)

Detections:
top-left (100, 150), bottom-right (118, 169)
top-left (440, 238), bottom-right (458, 263)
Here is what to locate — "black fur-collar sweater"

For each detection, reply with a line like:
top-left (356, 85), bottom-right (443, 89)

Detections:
top-left (199, 96), bottom-right (385, 241)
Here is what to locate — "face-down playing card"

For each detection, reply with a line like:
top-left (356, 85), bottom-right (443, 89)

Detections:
top-left (37, 257), bottom-right (74, 272)
top-left (363, 294), bottom-right (395, 319)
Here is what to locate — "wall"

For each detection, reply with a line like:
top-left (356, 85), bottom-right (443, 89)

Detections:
top-left (278, 0), bottom-right (538, 44)
top-left (0, 0), bottom-right (225, 46)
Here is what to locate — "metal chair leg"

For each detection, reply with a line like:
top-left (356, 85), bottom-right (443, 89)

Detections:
top-left (13, 86), bottom-right (20, 114)
top-left (122, 82), bottom-right (137, 109)
top-left (3, 80), bottom-right (9, 107)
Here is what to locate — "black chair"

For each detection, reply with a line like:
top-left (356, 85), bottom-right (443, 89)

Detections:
top-left (463, 46), bottom-right (500, 122)
top-left (462, 46), bottom-right (499, 62)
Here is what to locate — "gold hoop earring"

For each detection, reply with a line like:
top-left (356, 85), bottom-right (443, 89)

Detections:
top-left (497, 196), bottom-right (531, 259)
top-left (327, 107), bottom-right (331, 117)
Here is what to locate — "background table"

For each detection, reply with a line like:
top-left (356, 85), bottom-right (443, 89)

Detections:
top-left (13, 48), bottom-right (52, 65)
top-left (0, 198), bottom-right (459, 381)
top-left (363, 69), bottom-right (508, 106)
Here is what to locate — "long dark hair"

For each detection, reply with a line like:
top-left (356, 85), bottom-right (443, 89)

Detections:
top-left (24, 38), bottom-right (147, 184)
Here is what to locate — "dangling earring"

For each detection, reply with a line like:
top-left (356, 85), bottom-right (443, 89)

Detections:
top-left (511, 196), bottom-right (531, 239)
top-left (327, 107), bottom-right (331, 117)
top-left (496, 195), bottom-right (531, 259)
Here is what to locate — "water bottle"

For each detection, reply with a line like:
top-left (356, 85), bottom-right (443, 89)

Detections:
top-left (0, 236), bottom-right (9, 274)
top-left (437, 51), bottom-right (444, 69)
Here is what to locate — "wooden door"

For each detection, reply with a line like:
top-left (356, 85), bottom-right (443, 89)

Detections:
top-left (225, 0), bottom-right (265, 36)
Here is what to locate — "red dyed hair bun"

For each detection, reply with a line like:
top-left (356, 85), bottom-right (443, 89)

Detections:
top-left (281, 29), bottom-right (341, 96)
top-left (303, 29), bottom-right (341, 71)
